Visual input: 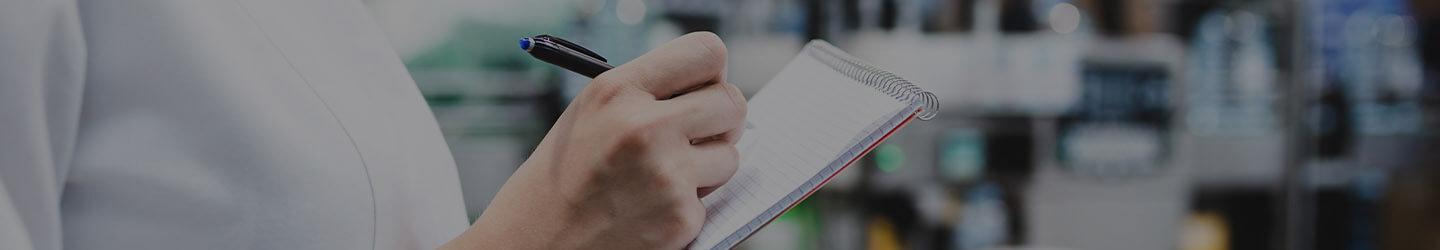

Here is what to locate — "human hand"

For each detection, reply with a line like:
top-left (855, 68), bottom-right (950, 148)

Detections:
top-left (442, 32), bottom-right (746, 249)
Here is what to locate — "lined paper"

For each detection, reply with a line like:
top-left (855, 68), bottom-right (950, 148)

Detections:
top-left (688, 49), bottom-right (916, 250)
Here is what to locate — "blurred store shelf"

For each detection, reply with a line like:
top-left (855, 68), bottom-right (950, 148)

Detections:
top-left (366, 0), bottom-right (1440, 249)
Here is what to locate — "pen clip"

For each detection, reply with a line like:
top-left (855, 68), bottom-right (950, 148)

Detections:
top-left (536, 35), bottom-right (608, 63)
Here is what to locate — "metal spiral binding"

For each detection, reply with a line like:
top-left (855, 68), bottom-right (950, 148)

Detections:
top-left (803, 40), bottom-right (939, 120)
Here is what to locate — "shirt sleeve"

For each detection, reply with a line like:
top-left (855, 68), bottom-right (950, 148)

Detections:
top-left (0, 0), bottom-right (86, 249)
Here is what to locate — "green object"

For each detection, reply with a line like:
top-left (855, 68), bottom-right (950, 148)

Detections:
top-left (773, 199), bottom-right (821, 249)
top-left (938, 129), bottom-right (984, 182)
top-left (873, 144), bottom-right (905, 173)
top-left (405, 20), bottom-right (562, 71)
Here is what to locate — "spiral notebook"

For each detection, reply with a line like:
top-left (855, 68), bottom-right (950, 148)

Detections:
top-left (689, 40), bottom-right (937, 249)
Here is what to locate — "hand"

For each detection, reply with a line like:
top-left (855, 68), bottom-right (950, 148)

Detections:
top-left (442, 32), bottom-right (747, 249)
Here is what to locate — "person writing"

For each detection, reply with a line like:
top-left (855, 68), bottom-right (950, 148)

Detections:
top-left (0, 1), bottom-right (743, 249)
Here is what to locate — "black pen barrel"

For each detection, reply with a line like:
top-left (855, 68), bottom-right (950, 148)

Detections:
top-left (528, 41), bottom-right (614, 78)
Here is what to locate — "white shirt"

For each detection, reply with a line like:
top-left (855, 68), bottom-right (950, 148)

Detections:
top-left (0, 0), bottom-right (469, 249)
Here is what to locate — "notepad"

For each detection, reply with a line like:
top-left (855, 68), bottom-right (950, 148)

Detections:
top-left (689, 40), bottom-right (938, 250)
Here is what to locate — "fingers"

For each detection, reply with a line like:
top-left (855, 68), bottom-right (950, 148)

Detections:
top-left (583, 32), bottom-right (742, 200)
top-left (659, 82), bottom-right (744, 197)
top-left (596, 32), bottom-right (727, 99)
top-left (679, 142), bottom-right (740, 198)
top-left (663, 82), bottom-right (747, 142)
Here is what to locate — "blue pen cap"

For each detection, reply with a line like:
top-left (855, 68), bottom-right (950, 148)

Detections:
top-left (519, 37), bottom-right (533, 51)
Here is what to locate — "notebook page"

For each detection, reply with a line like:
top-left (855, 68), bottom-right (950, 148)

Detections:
top-left (690, 51), bottom-right (913, 249)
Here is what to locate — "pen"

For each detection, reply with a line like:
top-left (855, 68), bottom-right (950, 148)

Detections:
top-left (519, 35), bottom-right (614, 78)
top-left (522, 34), bottom-right (758, 130)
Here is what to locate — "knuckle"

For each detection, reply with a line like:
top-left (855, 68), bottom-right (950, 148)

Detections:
top-left (615, 125), bottom-right (651, 147)
top-left (659, 210), bottom-right (687, 229)
top-left (614, 114), bottom-right (667, 147)
top-left (634, 170), bottom-right (676, 193)
top-left (657, 204), bottom-right (702, 238)
top-left (723, 83), bottom-right (747, 123)
top-left (690, 32), bottom-right (727, 61)
top-left (593, 66), bottom-right (631, 86)
top-left (603, 66), bottom-right (662, 98)
top-left (650, 103), bottom-right (693, 129)
top-left (720, 146), bottom-right (740, 177)
top-left (583, 77), bottom-right (628, 104)
top-left (685, 32), bottom-right (727, 72)
top-left (674, 101), bottom-right (707, 121)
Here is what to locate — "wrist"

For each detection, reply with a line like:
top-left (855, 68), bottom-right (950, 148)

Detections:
top-left (444, 160), bottom-right (585, 249)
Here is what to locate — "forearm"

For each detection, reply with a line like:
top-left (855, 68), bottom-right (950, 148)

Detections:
top-left (441, 165), bottom-right (568, 249)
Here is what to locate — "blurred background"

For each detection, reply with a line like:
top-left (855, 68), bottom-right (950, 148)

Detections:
top-left (360, 0), bottom-right (1439, 249)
